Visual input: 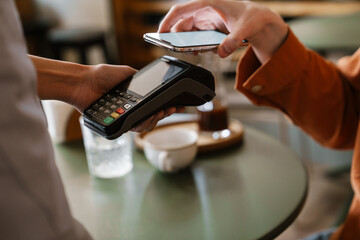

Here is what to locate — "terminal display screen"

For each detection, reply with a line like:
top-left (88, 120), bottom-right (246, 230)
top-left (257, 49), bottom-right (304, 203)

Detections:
top-left (127, 61), bottom-right (184, 96)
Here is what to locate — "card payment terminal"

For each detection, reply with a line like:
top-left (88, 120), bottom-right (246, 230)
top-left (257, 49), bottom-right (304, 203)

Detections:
top-left (83, 55), bottom-right (215, 139)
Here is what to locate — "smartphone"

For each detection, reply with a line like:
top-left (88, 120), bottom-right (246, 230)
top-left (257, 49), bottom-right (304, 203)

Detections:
top-left (83, 55), bottom-right (215, 139)
top-left (144, 30), bottom-right (231, 52)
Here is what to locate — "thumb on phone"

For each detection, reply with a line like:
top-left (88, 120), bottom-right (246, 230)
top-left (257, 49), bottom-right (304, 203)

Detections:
top-left (218, 32), bottom-right (246, 58)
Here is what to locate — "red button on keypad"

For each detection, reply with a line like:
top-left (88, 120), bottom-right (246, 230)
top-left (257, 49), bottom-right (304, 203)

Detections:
top-left (116, 108), bottom-right (125, 114)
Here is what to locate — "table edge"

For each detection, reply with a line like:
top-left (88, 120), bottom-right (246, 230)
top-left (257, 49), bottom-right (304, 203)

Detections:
top-left (259, 171), bottom-right (309, 240)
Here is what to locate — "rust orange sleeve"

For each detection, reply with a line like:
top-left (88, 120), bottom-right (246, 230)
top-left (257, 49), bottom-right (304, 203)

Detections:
top-left (234, 27), bottom-right (359, 149)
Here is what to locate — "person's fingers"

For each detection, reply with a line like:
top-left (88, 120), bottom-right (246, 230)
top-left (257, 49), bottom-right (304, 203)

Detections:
top-left (163, 107), bottom-right (177, 118)
top-left (96, 64), bottom-right (136, 80)
top-left (218, 30), bottom-right (247, 58)
top-left (158, 0), bottom-right (211, 33)
top-left (186, 51), bottom-right (199, 56)
top-left (146, 111), bottom-right (165, 131)
top-left (131, 107), bottom-right (185, 133)
top-left (131, 115), bottom-right (156, 132)
top-left (119, 65), bottom-right (137, 75)
top-left (171, 16), bottom-right (195, 32)
top-left (175, 106), bottom-right (186, 113)
top-left (112, 65), bottom-right (137, 84)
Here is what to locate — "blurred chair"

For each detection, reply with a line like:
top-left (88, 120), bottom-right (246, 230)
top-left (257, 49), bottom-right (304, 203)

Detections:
top-left (47, 28), bottom-right (115, 142)
top-left (16, 0), bottom-right (55, 57)
top-left (23, 16), bottom-right (54, 57)
top-left (49, 28), bottom-right (113, 64)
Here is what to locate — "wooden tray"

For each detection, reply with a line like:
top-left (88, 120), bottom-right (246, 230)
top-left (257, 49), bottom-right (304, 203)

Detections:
top-left (134, 118), bottom-right (244, 154)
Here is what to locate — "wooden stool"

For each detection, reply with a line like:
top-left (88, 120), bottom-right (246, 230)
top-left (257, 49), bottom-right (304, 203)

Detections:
top-left (49, 28), bottom-right (112, 64)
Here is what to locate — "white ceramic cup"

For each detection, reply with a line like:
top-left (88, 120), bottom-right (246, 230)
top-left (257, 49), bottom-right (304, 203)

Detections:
top-left (143, 128), bottom-right (199, 173)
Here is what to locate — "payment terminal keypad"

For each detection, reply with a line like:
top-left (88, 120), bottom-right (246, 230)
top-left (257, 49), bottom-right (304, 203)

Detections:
top-left (85, 90), bottom-right (140, 126)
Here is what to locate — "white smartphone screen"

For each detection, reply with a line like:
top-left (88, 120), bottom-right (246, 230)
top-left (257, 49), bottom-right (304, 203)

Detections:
top-left (145, 31), bottom-right (227, 48)
top-left (146, 31), bottom-right (227, 47)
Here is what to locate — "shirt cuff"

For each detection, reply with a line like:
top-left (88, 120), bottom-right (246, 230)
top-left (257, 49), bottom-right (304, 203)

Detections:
top-left (235, 27), bottom-right (310, 99)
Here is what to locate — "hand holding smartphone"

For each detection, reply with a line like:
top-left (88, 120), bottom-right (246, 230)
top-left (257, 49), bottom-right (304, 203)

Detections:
top-left (144, 30), bottom-right (248, 53)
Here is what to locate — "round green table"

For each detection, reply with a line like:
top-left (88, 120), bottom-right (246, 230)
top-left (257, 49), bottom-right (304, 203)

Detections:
top-left (54, 121), bottom-right (308, 240)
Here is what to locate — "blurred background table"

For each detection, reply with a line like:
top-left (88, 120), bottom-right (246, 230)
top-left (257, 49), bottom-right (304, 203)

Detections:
top-left (54, 114), bottom-right (308, 240)
top-left (288, 11), bottom-right (360, 55)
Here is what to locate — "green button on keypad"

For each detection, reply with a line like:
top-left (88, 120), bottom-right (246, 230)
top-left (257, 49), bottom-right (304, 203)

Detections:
top-left (104, 117), bottom-right (114, 124)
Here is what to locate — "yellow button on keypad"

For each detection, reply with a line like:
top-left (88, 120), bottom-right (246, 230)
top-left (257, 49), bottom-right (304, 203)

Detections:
top-left (111, 112), bottom-right (120, 119)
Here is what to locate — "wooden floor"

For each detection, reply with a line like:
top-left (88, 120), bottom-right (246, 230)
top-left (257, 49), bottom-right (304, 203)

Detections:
top-left (276, 162), bottom-right (352, 240)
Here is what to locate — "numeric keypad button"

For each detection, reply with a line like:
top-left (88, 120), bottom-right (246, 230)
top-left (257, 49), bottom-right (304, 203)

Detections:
top-left (118, 92), bottom-right (126, 97)
top-left (111, 97), bottom-right (119, 103)
top-left (129, 97), bottom-right (138, 102)
top-left (116, 108), bottom-right (125, 114)
top-left (110, 104), bottom-right (118, 110)
top-left (115, 99), bottom-right (125, 105)
top-left (98, 106), bottom-right (106, 112)
top-left (124, 94), bottom-right (132, 99)
top-left (103, 109), bottom-right (112, 115)
top-left (123, 103), bottom-right (132, 110)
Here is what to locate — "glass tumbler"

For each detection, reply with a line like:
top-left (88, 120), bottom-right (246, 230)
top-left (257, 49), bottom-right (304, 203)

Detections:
top-left (79, 117), bottom-right (133, 178)
top-left (196, 52), bottom-right (231, 139)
